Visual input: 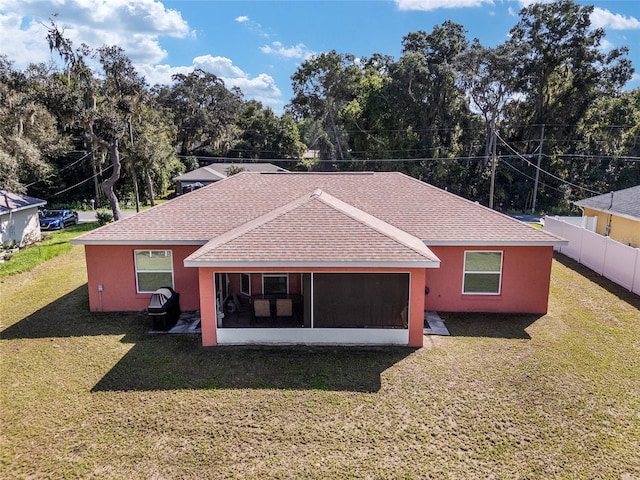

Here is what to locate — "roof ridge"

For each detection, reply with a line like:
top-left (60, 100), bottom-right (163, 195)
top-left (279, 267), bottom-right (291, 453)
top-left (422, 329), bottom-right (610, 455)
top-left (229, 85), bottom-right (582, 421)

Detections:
top-left (312, 189), bottom-right (436, 260)
top-left (201, 192), bottom-right (316, 251)
top-left (203, 166), bottom-right (226, 179)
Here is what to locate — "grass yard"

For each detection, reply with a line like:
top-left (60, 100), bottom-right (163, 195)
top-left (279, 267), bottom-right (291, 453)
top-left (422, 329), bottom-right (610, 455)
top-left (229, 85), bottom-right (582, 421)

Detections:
top-left (0, 223), bottom-right (98, 278)
top-left (1, 246), bottom-right (639, 479)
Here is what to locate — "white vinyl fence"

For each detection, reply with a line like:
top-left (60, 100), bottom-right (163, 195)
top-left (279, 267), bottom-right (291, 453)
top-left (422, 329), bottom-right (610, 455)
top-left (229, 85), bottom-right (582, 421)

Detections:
top-left (545, 216), bottom-right (640, 295)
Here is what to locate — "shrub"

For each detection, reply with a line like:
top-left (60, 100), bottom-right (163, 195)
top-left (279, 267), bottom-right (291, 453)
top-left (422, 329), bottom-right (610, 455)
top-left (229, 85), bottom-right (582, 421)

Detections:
top-left (2, 241), bottom-right (17, 251)
top-left (225, 165), bottom-right (245, 176)
top-left (96, 211), bottom-right (114, 226)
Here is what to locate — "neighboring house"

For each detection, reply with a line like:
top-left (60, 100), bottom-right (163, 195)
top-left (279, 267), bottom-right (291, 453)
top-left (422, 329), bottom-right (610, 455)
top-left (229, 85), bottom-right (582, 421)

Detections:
top-left (573, 185), bottom-right (640, 247)
top-left (0, 191), bottom-right (46, 247)
top-left (72, 172), bottom-right (566, 348)
top-left (173, 163), bottom-right (287, 195)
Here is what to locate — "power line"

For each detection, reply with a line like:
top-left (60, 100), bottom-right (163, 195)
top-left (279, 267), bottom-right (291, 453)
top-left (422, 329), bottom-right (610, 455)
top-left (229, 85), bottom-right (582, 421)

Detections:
top-left (499, 158), bottom-right (567, 195)
top-left (25, 148), bottom-right (98, 188)
top-left (53, 164), bottom-right (112, 196)
top-left (179, 152), bottom-right (640, 164)
top-left (495, 131), bottom-right (603, 195)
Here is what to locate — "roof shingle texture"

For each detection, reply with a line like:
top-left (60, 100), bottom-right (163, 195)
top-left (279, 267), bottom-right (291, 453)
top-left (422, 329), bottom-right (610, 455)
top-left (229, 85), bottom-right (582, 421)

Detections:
top-left (187, 190), bottom-right (439, 264)
top-left (77, 172), bottom-right (561, 245)
top-left (574, 185), bottom-right (640, 219)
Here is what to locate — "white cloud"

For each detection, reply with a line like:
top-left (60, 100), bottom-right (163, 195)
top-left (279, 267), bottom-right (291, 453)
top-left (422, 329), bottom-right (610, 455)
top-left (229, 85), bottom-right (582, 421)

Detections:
top-left (0, 0), bottom-right (192, 66)
top-left (591, 7), bottom-right (640, 30)
top-left (230, 73), bottom-right (281, 105)
top-left (599, 38), bottom-right (614, 51)
top-left (234, 14), bottom-right (269, 38)
top-left (0, 13), bottom-right (51, 66)
top-left (4, 0), bottom-right (190, 36)
top-left (395, 0), bottom-right (493, 11)
top-left (138, 56), bottom-right (282, 106)
top-left (260, 41), bottom-right (315, 60)
top-left (0, 1), bottom-right (283, 108)
top-left (192, 55), bottom-right (247, 78)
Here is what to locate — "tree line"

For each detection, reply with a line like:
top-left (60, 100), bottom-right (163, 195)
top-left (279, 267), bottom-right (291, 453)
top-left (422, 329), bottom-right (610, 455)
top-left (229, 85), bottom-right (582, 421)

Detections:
top-left (1, 0), bottom-right (638, 219)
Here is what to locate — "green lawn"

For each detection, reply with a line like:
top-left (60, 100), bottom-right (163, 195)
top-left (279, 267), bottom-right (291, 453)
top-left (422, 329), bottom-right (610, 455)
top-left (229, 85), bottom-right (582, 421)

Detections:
top-left (1, 247), bottom-right (639, 479)
top-left (0, 223), bottom-right (98, 278)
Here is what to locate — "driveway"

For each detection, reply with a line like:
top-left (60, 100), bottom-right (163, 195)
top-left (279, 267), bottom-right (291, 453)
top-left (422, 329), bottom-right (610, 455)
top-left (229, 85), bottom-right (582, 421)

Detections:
top-left (77, 210), bottom-right (136, 224)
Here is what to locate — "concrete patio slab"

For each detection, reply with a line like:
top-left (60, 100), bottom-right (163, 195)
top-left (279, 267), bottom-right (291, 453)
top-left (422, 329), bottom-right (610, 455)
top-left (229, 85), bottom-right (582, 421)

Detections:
top-left (424, 311), bottom-right (450, 336)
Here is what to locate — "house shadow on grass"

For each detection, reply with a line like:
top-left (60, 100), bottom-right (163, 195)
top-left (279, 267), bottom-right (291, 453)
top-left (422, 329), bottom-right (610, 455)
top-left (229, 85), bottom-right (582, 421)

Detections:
top-left (441, 312), bottom-right (542, 339)
top-left (1, 285), bottom-right (147, 340)
top-left (92, 339), bottom-right (417, 393)
top-left (553, 253), bottom-right (640, 310)
top-left (2, 284), bottom-right (417, 393)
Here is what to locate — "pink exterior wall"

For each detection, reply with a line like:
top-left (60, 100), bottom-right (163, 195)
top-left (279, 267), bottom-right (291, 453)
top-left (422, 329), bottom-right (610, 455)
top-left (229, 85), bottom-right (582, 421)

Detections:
top-left (83, 244), bottom-right (201, 312)
top-left (83, 243), bottom-right (554, 344)
top-left (199, 268), bottom-right (217, 347)
top-left (197, 266), bottom-right (427, 347)
top-left (424, 245), bottom-right (554, 314)
top-left (408, 268), bottom-right (426, 347)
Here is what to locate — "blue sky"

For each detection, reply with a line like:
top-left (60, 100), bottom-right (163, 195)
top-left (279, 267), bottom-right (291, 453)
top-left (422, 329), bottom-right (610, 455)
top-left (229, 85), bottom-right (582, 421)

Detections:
top-left (1, 0), bottom-right (639, 113)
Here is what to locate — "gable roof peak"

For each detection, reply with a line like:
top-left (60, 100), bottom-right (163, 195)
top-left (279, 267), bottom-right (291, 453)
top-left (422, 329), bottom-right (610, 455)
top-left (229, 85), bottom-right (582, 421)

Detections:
top-left (185, 186), bottom-right (440, 267)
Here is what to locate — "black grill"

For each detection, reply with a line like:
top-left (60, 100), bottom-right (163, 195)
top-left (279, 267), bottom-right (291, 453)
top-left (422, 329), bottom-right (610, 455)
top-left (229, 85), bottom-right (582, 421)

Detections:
top-left (147, 287), bottom-right (181, 331)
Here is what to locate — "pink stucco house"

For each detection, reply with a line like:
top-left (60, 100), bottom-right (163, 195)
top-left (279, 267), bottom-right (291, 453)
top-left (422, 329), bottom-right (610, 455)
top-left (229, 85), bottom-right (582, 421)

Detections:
top-left (72, 172), bottom-right (566, 348)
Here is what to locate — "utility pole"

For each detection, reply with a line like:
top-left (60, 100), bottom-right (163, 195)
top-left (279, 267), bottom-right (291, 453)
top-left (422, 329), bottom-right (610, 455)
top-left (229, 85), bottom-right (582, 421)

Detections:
top-left (531, 124), bottom-right (545, 214)
top-left (489, 121), bottom-right (497, 209)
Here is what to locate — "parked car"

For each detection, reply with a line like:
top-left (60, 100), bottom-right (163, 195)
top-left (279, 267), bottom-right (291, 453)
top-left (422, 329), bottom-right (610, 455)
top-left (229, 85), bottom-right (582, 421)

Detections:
top-left (39, 209), bottom-right (79, 230)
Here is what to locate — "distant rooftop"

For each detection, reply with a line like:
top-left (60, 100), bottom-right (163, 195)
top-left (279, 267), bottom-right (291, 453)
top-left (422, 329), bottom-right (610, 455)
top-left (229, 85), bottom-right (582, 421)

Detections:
top-left (173, 163), bottom-right (287, 183)
top-left (0, 190), bottom-right (46, 215)
top-left (573, 185), bottom-right (640, 220)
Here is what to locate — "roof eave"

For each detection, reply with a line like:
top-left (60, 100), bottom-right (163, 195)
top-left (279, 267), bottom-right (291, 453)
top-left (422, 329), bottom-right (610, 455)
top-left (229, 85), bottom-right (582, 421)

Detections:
top-left (572, 204), bottom-right (639, 222)
top-left (0, 201), bottom-right (47, 215)
top-left (183, 260), bottom-right (441, 269)
top-left (424, 240), bottom-right (568, 247)
top-left (71, 239), bottom-right (208, 246)
top-left (70, 239), bottom-right (568, 247)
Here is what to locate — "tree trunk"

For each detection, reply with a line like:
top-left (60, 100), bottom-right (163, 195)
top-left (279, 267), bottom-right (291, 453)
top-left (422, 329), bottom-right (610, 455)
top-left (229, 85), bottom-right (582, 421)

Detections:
top-left (327, 106), bottom-right (344, 161)
top-left (91, 149), bottom-right (102, 205)
top-left (101, 139), bottom-right (122, 221)
top-left (145, 170), bottom-right (156, 207)
top-left (131, 168), bottom-right (140, 213)
top-left (483, 118), bottom-right (494, 167)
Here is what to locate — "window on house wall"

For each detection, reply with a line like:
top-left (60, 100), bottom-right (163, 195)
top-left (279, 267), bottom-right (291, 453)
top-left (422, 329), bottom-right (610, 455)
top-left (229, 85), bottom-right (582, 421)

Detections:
top-left (463, 251), bottom-right (503, 294)
top-left (240, 273), bottom-right (251, 295)
top-left (134, 250), bottom-right (174, 293)
top-left (263, 273), bottom-right (288, 295)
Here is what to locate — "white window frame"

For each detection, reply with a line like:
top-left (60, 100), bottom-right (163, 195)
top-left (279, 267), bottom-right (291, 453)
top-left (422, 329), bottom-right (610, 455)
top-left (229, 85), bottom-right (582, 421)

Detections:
top-left (240, 273), bottom-right (251, 296)
top-left (462, 250), bottom-right (503, 295)
top-left (134, 249), bottom-right (174, 293)
top-left (262, 273), bottom-right (289, 295)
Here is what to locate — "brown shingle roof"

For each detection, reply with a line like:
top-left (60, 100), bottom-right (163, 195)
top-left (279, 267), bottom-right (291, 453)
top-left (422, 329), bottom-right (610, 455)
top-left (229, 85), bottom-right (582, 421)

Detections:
top-left (73, 172), bottom-right (564, 246)
top-left (184, 189), bottom-right (440, 267)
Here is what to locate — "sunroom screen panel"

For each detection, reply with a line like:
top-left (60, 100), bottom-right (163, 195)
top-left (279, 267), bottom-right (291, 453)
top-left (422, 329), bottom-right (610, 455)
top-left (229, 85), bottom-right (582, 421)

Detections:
top-left (313, 273), bottom-right (409, 328)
